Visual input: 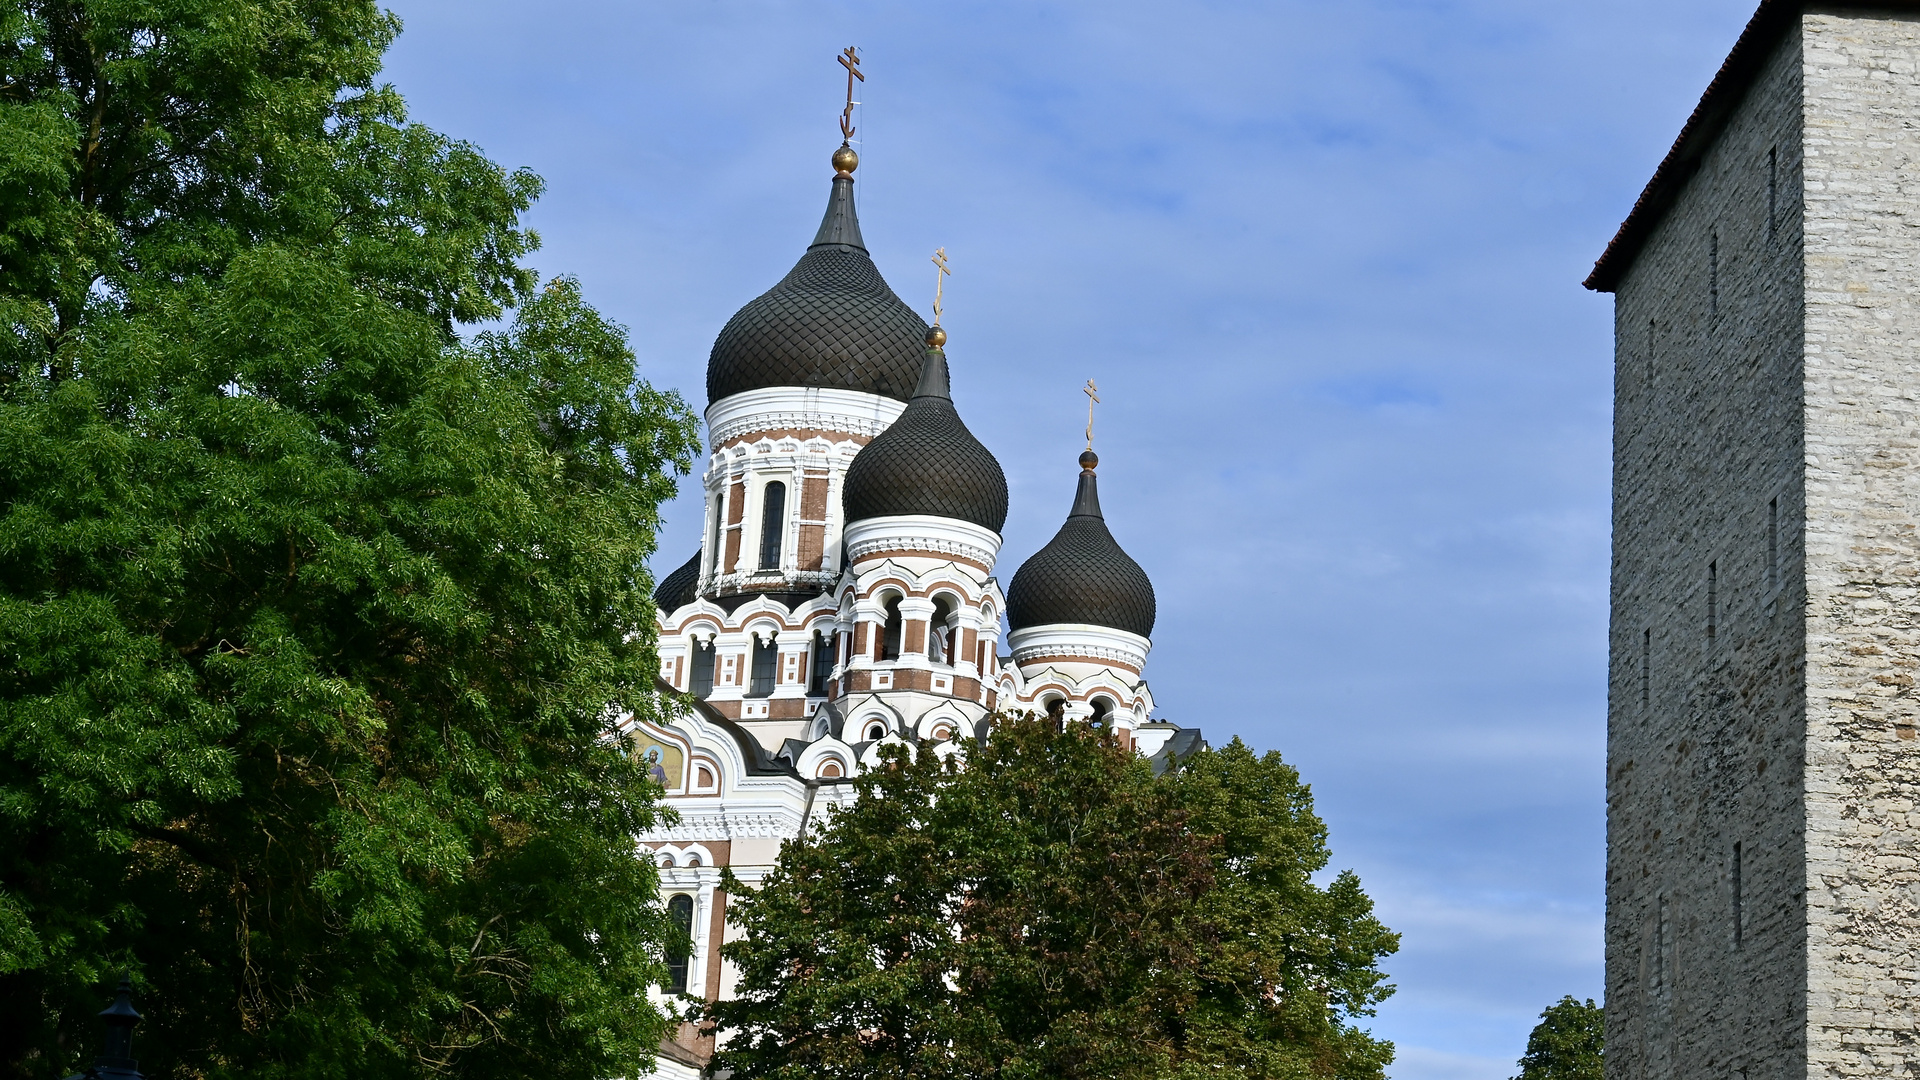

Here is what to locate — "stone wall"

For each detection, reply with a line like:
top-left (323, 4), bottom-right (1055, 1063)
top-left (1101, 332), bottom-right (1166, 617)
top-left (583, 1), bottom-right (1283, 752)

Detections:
top-left (1606, 21), bottom-right (1808, 1080)
top-left (1801, 11), bottom-right (1920, 1076)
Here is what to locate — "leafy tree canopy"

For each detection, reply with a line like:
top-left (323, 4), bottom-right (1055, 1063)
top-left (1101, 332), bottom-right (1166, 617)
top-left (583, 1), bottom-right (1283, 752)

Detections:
top-left (705, 719), bottom-right (1400, 1080)
top-left (0, 2), bottom-right (700, 1077)
top-left (1513, 997), bottom-right (1604, 1080)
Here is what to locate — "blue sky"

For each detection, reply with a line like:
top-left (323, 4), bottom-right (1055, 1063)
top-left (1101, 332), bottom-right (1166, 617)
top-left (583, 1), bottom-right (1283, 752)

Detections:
top-left (379, 2), bottom-right (1758, 1076)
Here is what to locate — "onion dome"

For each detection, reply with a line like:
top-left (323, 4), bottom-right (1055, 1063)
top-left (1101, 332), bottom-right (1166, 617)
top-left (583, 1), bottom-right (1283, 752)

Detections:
top-left (1006, 451), bottom-right (1156, 637)
top-left (841, 328), bottom-right (1009, 532)
top-left (653, 550), bottom-right (701, 612)
top-left (706, 145), bottom-right (929, 406)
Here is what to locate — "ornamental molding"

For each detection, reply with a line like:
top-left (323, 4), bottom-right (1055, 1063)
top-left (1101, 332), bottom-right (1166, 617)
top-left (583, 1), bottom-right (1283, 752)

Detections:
top-left (1007, 623), bottom-right (1151, 672)
top-left (844, 515), bottom-right (1002, 572)
top-left (706, 387), bottom-right (907, 451)
top-left (1011, 642), bottom-right (1146, 668)
top-left (643, 806), bottom-right (805, 843)
top-left (847, 535), bottom-right (996, 567)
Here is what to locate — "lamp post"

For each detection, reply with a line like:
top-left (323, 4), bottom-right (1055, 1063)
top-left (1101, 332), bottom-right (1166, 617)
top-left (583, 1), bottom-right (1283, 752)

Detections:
top-left (63, 978), bottom-right (144, 1080)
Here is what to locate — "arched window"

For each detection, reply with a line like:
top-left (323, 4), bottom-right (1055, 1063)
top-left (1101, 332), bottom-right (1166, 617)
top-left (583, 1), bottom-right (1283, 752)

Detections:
top-left (819, 759), bottom-right (844, 779)
top-left (689, 638), bottom-right (714, 698)
top-left (866, 721), bottom-right (887, 742)
top-left (748, 635), bottom-right (777, 697)
top-left (1089, 697), bottom-right (1114, 728)
top-left (665, 894), bottom-right (695, 994)
top-left (758, 481), bottom-right (786, 570)
top-left (927, 596), bottom-right (955, 663)
top-left (1043, 696), bottom-right (1066, 728)
top-left (809, 631), bottom-right (833, 695)
top-left (880, 596), bottom-right (903, 660)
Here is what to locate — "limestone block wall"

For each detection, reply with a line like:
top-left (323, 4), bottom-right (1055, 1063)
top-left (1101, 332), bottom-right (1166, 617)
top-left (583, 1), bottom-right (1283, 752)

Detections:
top-left (1607, 23), bottom-right (1808, 1080)
top-left (1801, 12), bottom-right (1920, 1076)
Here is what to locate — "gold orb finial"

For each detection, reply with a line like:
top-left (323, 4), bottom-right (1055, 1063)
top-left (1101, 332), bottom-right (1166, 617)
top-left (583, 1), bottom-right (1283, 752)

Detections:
top-left (833, 142), bottom-right (859, 177)
top-left (1080, 449), bottom-right (1099, 473)
top-left (925, 325), bottom-right (947, 348)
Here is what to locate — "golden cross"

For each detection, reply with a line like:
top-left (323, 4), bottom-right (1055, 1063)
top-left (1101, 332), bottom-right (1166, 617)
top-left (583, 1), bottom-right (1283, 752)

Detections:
top-left (930, 247), bottom-right (950, 326)
top-left (838, 46), bottom-right (864, 141)
top-left (1083, 380), bottom-right (1100, 449)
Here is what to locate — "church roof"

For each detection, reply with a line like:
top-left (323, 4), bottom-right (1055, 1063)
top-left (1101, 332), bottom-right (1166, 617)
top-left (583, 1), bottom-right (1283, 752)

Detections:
top-left (706, 164), bottom-right (929, 405)
top-left (653, 550), bottom-right (702, 613)
top-left (1006, 451), bottom-right (1156, 637)
top-left (841, 338), bottom-right (1010, 532)
top-left (1585, 0), bottom-right (1920, 292)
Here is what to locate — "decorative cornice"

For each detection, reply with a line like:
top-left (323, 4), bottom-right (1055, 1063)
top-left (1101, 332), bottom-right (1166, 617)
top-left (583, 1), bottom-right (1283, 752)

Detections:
top-left (1007, 623), bottom-right (1150, 673)
top-left (844, 515), bottom-right (1002, 573)
top-left (1010, 644), bottom-right (1145, 671)
top-left (706, 386), bottom-right (907, 452)
top-left (847, 536), bottom-right (994, 569)
top-left (643, 806), bottom-right (805, 842)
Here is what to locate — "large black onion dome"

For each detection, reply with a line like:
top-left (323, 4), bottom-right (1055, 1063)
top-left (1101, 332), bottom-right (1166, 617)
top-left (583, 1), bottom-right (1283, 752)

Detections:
top-left (653, 551), bottom-right (701, 612)
top-left (842, 342), bottom-right (1009, 533)
top-left (1006, 452), bottom-right (1155, 637)
top-left (706, 172), bottom-right (929, 406)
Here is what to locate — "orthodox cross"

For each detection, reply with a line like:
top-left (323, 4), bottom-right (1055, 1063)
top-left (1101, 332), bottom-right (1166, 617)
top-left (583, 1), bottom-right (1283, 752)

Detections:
top-left (1083, 380), bottom-right (1100, 449)
top-left (838, 46), bottom-right (864, 141)
top-left (930, 247), bottom-right (950, 326)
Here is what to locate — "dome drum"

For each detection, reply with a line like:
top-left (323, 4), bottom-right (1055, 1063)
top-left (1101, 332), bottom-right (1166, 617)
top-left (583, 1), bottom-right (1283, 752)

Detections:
top-left (842, 514), bottom-right (1003, 572)
top-left (1006, 623), bottom-right (1150, 678)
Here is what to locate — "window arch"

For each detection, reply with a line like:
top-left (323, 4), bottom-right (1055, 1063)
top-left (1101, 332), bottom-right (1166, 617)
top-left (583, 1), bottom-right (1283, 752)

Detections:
top-left (809, 631), bottom-right (833, 695)
top-left (928, 595), bottom-right (956, 663)
top-left (748, 634), bottom-right (777, 697)
top-left (665, 894), bottom-right (695, 994)
top-left (880, 595), bottom-right (903, 660)
top-left (865, 721), bottom-right (887, 742)
top-left (1089, 697), bottom-right (1115, 728)
top-left (689, 637), bottom-right (715, 698)
top-left (758, 481), bottom-right (787, 570)
top-left (818, 758), bottom-right (845, 779)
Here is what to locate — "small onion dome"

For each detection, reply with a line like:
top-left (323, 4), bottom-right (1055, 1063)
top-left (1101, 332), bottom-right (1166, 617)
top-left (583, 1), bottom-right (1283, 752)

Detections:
top-left (705, 146), bottom-right (928, 407)
top-left (841, 332), bottom-right (1009, 533)
top-left (653, 550), bottom-right (702, 612)
top-left (1006, 451), bottom-right (1156, 637)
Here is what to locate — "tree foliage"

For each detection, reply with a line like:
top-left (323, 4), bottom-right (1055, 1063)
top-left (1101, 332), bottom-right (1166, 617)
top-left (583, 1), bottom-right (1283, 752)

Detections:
top-left (0, 2), bottom-right (700, 1077)
top-left (1513, 997), bottom-right (1604, 1080)
top-left (704, 718), bottom-right (1399, 1080)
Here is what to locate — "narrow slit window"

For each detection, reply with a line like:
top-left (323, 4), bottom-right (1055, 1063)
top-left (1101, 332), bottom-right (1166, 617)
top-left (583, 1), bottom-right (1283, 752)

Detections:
top-left (1732, 841), bottom-right (1744, 949)
top-left (880, 597), bottom-right (903, 661)
top-left (690, 638), bottom-right (715, 698)
top-left (1768, 496), bottom-right (1780, 589)
top-left (928, 597), bottom-right (955, 663)
top-left (1641, 628), bottom-right (1652, 710)
top-left (1767, 146), bottom-right (1779, 244)
top-left (1647, 318), bottom-right (1657, 388)
top-left (665, 894), bottom-right (695, 994)
top-left (1708, 560), bottom-right (1719, 641)
top-left (749, 635), bottom-right (777, 697)
top-left (809, 631), bottom-right (833, 695)
top-left (758, 481), bottom-right (787, 570)
top-left (1710, 231), bottom-right (1720, 318)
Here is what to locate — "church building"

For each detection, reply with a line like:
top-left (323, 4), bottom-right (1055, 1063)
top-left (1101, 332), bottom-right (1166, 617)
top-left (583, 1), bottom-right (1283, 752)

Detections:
top-left (625, 126), bottom-right (1206, 1073)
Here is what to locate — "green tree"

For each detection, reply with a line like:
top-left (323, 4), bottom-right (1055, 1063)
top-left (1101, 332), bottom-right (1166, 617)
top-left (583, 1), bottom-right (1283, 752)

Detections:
top-left (0, 2), bottom-right (700, 1077)
top-left (704, 718), bottom-right (1399, 1080)
top-left (1513, 996), bottom-right (1604, 1080)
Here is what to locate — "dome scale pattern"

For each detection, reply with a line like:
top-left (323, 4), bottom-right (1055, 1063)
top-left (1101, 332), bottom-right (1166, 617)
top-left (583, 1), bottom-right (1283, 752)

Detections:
top-left (841, 346), bottom-right (1009, 533)
top-left (706, 174), bottom-right (928, 406)
top-left (1006, 455), bottom-right (1156, 637)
